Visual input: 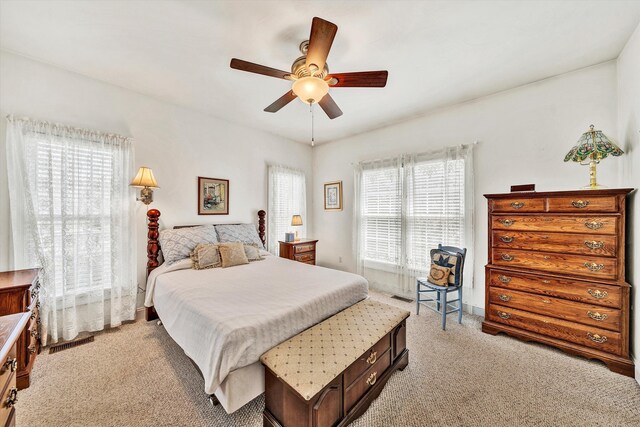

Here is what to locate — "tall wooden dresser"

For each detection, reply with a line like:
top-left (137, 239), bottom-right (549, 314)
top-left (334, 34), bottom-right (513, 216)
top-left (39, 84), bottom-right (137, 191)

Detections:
top-left (482, 189), bottom-right (634, 376)
top-left (0, 269), bottom-right (41, 389)
top-left (0, 312), bottom-right (30, 426)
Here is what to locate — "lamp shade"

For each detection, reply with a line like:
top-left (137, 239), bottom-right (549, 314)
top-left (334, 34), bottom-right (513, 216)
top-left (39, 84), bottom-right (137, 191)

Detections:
top-left (291, 215), bottom-right (303, 226)
top-left (130, 167), bottom-right (159, 188)
top-left (564, 125), bottom-right (624, 163)
top-left (292, 77), bottom-right (329, 104)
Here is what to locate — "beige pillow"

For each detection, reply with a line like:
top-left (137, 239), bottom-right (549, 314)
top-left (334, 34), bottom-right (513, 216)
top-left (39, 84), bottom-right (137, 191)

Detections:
top-left (428, 264), bottom-right (451, 286)
top-left (191, 243), bottom-right (222, 270)
top-left (218, 242), bottom-right (249, 268)
top-left (244, 244), bottom-right (264, 262)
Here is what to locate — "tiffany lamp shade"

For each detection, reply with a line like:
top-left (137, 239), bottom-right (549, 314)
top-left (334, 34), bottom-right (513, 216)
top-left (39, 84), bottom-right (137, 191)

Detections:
top-left (564, 125), bottom-right (624, 189)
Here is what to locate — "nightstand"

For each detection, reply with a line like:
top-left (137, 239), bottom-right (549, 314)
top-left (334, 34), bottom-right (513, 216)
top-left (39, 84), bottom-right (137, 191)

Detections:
top-left (278, 239), bottom-right (318, 265)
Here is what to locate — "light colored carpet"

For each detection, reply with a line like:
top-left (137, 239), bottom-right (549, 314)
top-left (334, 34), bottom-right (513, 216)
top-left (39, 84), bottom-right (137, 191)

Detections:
top-left (16, 291), bottom-right (640, 427)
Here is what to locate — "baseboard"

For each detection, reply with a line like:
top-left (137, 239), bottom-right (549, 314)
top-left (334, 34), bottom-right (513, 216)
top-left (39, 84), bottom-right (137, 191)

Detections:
top-left (464, 303), bottom-right (484, 317)
top-left (635, 355), bottom-right (639, 385)
top-left (135, 307), bottom-right (146, 322)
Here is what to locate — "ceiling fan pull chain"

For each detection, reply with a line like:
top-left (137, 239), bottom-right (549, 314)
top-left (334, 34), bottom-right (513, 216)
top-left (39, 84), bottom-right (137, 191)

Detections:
top-left (311, 103), bottom-right (315, 147)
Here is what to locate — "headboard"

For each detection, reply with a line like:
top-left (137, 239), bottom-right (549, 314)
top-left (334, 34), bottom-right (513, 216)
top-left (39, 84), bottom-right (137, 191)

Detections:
top-left (145, 209), bottom-right (266, 276)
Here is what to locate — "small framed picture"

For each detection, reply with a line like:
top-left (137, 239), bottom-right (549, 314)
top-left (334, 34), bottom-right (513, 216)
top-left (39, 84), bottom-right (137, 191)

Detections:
top-left (324, 181), bottom-right (343, 211)
top-left (198, 177), bottom-right (229, 215)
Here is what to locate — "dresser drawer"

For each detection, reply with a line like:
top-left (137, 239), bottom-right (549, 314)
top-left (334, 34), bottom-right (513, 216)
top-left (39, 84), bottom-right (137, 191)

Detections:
top-left (488, 288), bottom-right (621, 331)
top-left (294, 243), bottom-right (315, 254)
top-left (489, 304), bottom-right (622, 355)
top-left (293, 253), bottom-right (315, 263)
top-left (0, 372), bottom-right (16, 426)
top-left (547, 196), bottom-right (617, 213)
top-left (492, 248), bottom-right (617, 280)
top-left (491, 215), bottom-right (617, 235)
top-left (344, 347), bottom-right (391, 413)
top-left (487, 269), bottom-right (622, 308)
top-left (344, 334), bottom-right (391, 386)
top-left (492, 231), bottom-right (617, 257)
top-left (490, 198), bottom-right (545, 212)
top-left (0, 347), bottom-right (17, 398)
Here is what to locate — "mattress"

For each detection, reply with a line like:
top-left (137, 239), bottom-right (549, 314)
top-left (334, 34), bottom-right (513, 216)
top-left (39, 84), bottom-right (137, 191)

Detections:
top-left (146, 254), bottom-right (368, 397)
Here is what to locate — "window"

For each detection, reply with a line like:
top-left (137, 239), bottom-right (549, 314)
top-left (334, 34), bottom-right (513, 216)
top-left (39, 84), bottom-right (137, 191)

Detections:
top-left (355, 146), bottom-right (473, 296)
top-left (268, 165), bottom-right (307, 254)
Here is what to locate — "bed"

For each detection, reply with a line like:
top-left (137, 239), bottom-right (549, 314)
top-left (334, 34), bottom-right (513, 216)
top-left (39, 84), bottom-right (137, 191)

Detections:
top-left (143, 210), bottom-right (369, 413)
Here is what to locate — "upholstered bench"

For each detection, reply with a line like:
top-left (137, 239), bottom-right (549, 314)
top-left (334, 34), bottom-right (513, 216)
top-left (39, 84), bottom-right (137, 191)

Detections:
top-left (260, 299), bottom-right (410, 427)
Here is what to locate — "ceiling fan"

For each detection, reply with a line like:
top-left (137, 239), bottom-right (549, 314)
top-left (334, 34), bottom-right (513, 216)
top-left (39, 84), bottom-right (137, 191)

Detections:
top-left (230, 17), bottom-right (388, 120)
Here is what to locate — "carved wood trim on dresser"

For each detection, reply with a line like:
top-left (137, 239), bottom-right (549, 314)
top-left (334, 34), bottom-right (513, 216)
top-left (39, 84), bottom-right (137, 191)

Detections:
top-left (0, 269), bottom-right (41, 389)
top-left (482, 188), bottom-right (635, 376)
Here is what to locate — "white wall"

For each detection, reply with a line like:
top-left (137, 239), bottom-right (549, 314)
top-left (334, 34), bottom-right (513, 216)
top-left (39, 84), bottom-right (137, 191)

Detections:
top-left (0, 51), bottom-right (313, 306)
top-left (617, 22), bottom-right (640, 379)
top-left (312, 61), bottom-right (621, 310)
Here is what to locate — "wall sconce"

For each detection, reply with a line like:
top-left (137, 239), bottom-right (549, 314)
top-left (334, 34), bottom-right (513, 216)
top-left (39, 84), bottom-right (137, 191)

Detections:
top-left (130, 166), bottom-right (159, 205)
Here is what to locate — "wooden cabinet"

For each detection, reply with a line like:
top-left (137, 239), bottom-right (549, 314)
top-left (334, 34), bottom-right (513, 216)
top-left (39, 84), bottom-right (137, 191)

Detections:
top-left (482, 189), bottom-right (634, 376)
top-left (0, 270), bottom-right (41, 389)
top-left (0, 312), bottom-right (30, 427)
top-left (278, 239), bottom-right (318, 265)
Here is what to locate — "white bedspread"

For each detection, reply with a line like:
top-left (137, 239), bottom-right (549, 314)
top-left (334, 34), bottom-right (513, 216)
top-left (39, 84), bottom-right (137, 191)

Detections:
top-left (147, 255), bottom-right (368, 394)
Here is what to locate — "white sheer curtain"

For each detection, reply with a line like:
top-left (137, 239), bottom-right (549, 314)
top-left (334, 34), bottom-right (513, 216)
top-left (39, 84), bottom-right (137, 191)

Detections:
top-left (6, 116), bottom-right (136, 345)
top-left (354, 145), bottom-right (474, 299)
top-left (267, 165), bottom-right (307, 255)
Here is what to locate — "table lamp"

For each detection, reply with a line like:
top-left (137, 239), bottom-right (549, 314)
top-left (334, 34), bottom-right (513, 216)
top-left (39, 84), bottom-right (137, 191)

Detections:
top-left (291, 215), bottom-right (303, 241)
top-left (564, 125), bottom-right (624, 189)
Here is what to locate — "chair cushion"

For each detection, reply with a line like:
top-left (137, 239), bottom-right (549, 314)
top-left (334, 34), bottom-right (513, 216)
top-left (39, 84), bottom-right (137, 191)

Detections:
top-left (428, 264), bottom-right (451, 286)
top-left (430, 249), bottom-right (463, 287)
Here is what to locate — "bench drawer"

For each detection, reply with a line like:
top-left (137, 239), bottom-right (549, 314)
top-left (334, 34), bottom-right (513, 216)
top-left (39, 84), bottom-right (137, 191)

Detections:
top-left (547, 196), bottom-right (617, 212)
top-left (344, 334), bottom-right (391, 386)
top-left (491, 248), bottom-right (617, 280)
top-left (492, 231), bottom-right (617, 257)
top-left (491, 215), bottom-right (617, 235)
top-left (344, 347), bottom-right (391, 413)
top-left (487, 269), bottom-right (622, 308)
top-left (488, 304), bottom-right (622, 355)
top-left (488, 288), bottom-right (621, 331)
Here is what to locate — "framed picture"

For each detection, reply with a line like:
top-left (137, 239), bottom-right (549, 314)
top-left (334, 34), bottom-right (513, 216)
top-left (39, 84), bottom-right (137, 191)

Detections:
top-left (324, 181), bottom-right (343, 211)
top-left (198, 177), bottom-right (229, 215)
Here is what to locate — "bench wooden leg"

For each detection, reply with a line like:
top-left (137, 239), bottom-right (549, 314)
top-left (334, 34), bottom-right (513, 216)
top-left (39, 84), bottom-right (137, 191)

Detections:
top-left (208, 394), bottom-right (220, 407)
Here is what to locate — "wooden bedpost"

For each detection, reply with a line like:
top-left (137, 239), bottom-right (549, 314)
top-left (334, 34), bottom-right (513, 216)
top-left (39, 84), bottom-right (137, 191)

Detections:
top-left (147, 209), bottom-right (161, 276)
top-left (258, 210), bottom-right (266, 247)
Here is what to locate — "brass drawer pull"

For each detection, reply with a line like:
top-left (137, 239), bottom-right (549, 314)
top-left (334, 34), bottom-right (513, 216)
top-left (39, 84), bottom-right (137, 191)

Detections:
top-left (498, 275), bottom-right (511, 283)
top-left (587, 289), bottom-right (608, 299)
top-left (497, 311), bottom-right (510, 320)
top-left (541, 280), bottom-right (551, 284)
top-left (587, 311), bottom-right (608, 321)
top-left (366, 371), bottom-right (377, 386)
top-left (541, 299), bottom-right (551, 304)
top-left (584, 241), bottom-right (604, 250)
top-left (584, 262), bottom-right (604, 272)
top-left (587, 332), bottom-right (607, 344)
top-left (366, 351), bottom-right (377, 365)
top-left (5, 387), bottom-right (17, 408)
top-left (584, 221), bottom-right (603, 230)
top-left (572, 200), bottom-right (590, 208)
top-left (28, 346), bottom-right (36, 354)
top-left (30, 313), bottom-right (36, 320)
top-left (510, 202), bottom-right (525, 209)
top-left (501, 254), bottom-right (514, 261)
top-left (498, 294), bottom-right (511, 302)
top-left (498, 219), bottom-right (515, 227)
top-left (500, 236), bottom-right (514, 243)
top-left (4, 358), bottom-right (17, 373)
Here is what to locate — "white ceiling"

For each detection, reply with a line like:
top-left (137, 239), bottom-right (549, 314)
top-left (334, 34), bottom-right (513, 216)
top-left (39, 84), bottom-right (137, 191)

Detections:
top-left (1, 0), bottom-right (639, 144)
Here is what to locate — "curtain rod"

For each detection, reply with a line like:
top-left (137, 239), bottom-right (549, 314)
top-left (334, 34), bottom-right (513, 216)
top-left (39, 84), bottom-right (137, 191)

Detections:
top-left (350, 141), bottom-right (479, 166)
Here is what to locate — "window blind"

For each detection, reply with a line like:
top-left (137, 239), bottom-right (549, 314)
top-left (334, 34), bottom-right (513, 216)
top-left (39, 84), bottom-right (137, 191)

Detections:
top-left (268, 165), bottom-right (307, 254)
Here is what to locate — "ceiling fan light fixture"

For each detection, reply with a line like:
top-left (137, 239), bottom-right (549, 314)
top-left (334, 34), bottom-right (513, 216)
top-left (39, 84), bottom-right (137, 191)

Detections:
top-left (292, 76), bottom-right (329, 104)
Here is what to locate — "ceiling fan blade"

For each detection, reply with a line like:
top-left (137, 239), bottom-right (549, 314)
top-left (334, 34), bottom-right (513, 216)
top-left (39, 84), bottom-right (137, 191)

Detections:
top-left (318, 94), bottom-right (343, 119)
top-left (327, 71), bottom-right (388, 87)
top-left (264, 91), bottom-right (297, 113)
top-left (230, 58), bottom-right (290, 79)
top-left (305, 17), bottom-right (337, 74)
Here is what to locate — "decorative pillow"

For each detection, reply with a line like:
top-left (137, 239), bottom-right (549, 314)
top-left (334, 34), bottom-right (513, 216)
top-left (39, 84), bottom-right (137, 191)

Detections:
top-left (191, 243), bottom-right (222, 270)
top-left (243, 244), bottom-right (264, 262)
top-left (430, 249), bottom-right (463, 287)
top-left (428, 264), bottom-right (451, 286)
top-left (218, 242), bottom-right (249, 268)
top-left (159, 225), bottom-right (219, 265)
top-left (215, 224), bottom-right (264, 249)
